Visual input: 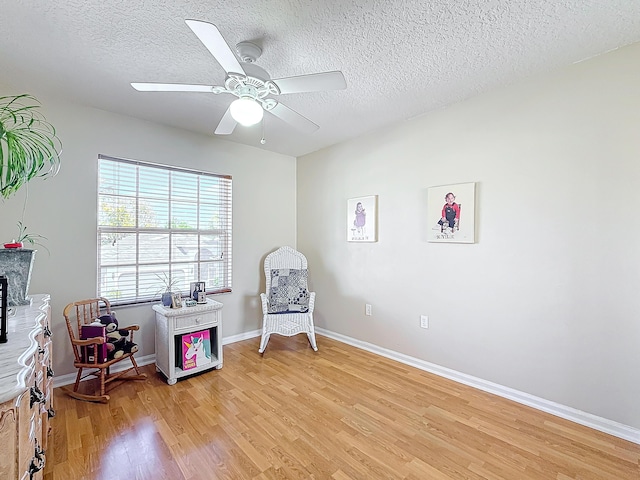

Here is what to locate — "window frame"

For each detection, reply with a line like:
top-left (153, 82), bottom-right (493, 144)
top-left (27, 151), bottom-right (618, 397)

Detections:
top-left (97, 154), bottom-right (232, 306)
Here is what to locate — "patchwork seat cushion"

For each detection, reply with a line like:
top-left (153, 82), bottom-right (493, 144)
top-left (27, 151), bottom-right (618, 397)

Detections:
top-left (268, 268), bottom-right (310, 313)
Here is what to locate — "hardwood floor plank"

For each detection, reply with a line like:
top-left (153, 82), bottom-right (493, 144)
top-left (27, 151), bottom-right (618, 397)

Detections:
top-left (44, 334), bottom-right (640, 479)
top-left (218, 415), bottom-right (272, 472)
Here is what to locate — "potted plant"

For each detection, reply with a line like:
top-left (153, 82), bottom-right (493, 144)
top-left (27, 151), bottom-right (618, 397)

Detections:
top-left (0, 94), bottom-right (62, 199)
top-left (156, 272), bottom-right (179, 307)
top-left (3, 221), bottom-right (48, 251)
top-left (0, 222), bottom-right (48, 306)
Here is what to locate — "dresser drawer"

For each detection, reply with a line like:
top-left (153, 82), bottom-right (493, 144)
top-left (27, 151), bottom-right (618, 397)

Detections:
top-left (173, 311), bottom-right (218, 332)
top-left (16, 388), bottom-right (35, 480)
top-left (0, 295), bottom-right (51, 480)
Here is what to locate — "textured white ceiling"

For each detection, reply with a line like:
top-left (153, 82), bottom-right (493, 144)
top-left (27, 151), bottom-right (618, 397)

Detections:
top-left (1, 1), bottom-right (639, 157)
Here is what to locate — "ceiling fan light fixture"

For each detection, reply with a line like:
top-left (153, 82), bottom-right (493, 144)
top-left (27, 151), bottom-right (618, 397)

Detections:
top-left (230, 97), bottom-right (263, 126)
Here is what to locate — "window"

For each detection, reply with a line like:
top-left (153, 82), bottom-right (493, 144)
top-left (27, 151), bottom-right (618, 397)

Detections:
top-left (97, 155), bottom-right (232, 305)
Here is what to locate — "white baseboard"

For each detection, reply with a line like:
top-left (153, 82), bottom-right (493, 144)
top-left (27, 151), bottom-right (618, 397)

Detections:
top-left (52, 331), bottom-right (264, 389)
top-left (53, 354), bottom-right (157, 389)
top-left (222, 329), bottom-right (262, 345)
top-left (53, 327), bottom-right (639, 445)
top-left (316, 328), bottom-right (640, 445)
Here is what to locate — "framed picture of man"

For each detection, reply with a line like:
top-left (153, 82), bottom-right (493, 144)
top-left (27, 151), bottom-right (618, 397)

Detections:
top-left (427, 182), bottom-right (476, 243)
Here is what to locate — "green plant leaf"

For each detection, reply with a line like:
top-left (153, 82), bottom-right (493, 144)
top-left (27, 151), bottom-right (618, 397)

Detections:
top-left (0, 94), bottom-right (62, 199)
top-left (13, 221), bottom-right (50, 254)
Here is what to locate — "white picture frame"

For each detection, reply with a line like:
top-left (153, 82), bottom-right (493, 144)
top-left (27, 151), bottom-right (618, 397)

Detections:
top-left (427, 182), bottom-right (476, 243)
top-left (347, 195), bottom-right (378, 242)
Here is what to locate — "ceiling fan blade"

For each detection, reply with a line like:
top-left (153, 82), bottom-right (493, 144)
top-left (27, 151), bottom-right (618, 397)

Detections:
top-left (214, 106), bottom-right (237, 135)
top-left (268, 103), bottom-right (319, 134)
top-left (131, 83), bottom-right (215, 92)
top-left (185, 19), bottom-right (245, 75)
top-left (271, 71), bottom-right (346, 95)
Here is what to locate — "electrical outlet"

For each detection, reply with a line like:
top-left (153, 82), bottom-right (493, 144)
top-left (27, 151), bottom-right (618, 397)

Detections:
top-left (420, 315), bottom-right (429, 329)
top-left (365, 304), bottom-right (372, 316)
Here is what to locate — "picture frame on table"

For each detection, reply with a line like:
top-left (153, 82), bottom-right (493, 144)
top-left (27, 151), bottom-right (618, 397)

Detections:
top-left (171, 293), bottom-right (183, 309)
top-left (190, 281), bottom-right (206, 303)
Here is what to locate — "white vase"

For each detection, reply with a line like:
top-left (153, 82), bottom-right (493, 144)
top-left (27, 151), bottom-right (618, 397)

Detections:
top-left (0, 249), bottom-right (36, 306)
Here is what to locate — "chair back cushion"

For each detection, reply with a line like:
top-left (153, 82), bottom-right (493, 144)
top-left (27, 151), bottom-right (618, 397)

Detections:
top-left (268, 268), bottom-right (310, 313)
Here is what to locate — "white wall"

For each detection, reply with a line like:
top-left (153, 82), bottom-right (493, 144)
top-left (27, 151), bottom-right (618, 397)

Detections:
top-left (297, 42), bottom-right (640, 429)
top-left (0, 92), bottom-right (297, 377)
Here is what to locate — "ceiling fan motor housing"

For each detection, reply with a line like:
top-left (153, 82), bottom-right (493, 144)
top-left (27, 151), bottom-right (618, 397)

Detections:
top-left (236, 84), bottom-right (258, 100)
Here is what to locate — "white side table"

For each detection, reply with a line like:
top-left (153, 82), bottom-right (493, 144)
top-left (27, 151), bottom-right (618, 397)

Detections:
top-left (152, 299), bottom-right (223, 385)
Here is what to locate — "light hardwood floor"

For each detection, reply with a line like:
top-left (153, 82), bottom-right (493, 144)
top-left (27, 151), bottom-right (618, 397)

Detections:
top-left (45, 334), bottom-right (640, 479)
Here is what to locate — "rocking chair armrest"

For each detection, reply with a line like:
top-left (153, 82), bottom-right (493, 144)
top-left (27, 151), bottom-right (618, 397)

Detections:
top-left (72, 336), bottom-right (106, 347)
top-left (119, 325), bottom-right (140, 332)
top-left (260, 293), bottom-right (269, 314)
top-left (120, 324), bottom-right (139, 342)
top-left (308, 292), bottom-right (316, 313)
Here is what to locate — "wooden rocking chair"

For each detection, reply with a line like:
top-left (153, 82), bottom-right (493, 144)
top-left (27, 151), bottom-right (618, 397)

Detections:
top-left (63, 297), bottom-right (146, 403)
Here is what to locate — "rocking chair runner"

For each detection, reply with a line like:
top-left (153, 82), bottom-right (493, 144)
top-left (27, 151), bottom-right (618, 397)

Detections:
top-left (63, 297), bottom-right (146, 403)
top-left (259, 246), bottom-right (318, 353)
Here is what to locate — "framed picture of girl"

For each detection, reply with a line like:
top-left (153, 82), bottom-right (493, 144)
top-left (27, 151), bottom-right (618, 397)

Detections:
top-left (347, 195), bottom-right (377, 242)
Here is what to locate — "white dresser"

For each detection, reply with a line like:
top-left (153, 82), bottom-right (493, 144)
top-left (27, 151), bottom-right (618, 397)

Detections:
top-left (152, 299), bottom-right (223, 385)
top-left (0, 295), bottom-right (54, 480)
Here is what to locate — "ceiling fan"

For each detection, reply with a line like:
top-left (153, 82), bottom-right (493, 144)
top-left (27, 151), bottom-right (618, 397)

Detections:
top-left (131, 19), bottom-right (347, 136)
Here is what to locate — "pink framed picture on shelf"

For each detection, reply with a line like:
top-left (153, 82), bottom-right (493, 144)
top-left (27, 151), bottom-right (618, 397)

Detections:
top-left (181, 329), bottom-right (212, 371)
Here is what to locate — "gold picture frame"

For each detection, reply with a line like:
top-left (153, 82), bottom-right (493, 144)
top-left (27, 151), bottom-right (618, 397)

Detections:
top-left (170, 293), bottom-right (183, 309)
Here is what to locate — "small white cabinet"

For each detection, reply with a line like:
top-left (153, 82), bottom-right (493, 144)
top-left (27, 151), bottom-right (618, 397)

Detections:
top-left (152, 299), bottom-right (223, 385)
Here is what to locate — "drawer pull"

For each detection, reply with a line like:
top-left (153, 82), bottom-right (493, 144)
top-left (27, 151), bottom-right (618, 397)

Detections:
top-left (30, 386), bottom-right (45, 408)
top-left (38, 346), bottom-right (46, 356)
top-left (29, 457), bottom-right (45, 477)
top-left (47, 366), bottom-right (55, 378)
top-left (48, 407), bottom-right (56, 419)
top-left (29, 444), bottom-right (45, 478)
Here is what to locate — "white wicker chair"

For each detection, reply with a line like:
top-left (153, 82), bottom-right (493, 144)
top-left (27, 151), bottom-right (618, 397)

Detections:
top-left (259, 246), bottom-right (318, 353)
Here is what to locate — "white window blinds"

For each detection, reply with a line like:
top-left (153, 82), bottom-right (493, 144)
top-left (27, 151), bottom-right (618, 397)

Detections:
top-left (97, 155), bottom-right (232, 305)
